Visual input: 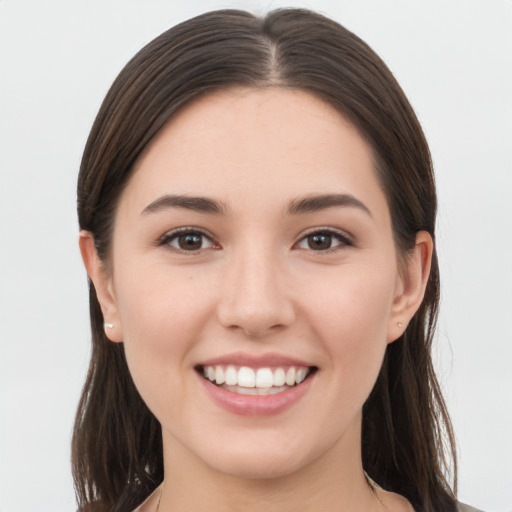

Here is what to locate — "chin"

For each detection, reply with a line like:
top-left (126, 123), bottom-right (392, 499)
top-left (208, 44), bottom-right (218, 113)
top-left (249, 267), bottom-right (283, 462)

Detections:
top-left (193, 434), bottom-right (316, 481)
top-left (211, 453), bottom-right (306, 481)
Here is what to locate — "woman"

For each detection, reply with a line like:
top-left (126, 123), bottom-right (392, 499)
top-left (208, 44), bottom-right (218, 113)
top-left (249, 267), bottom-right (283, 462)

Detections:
top-left (73, 8), bottom-right (480, 512)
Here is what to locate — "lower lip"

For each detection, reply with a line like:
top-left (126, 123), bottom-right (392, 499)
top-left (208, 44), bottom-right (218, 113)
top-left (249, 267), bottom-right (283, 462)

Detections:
top-left (198, 373), bottom-right (314, 416)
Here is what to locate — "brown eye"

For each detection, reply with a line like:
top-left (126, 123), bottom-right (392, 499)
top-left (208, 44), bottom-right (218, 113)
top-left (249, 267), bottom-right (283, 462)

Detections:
top-left (296, 229), bottom-right (352, 252)
top-left (177, 233), bottom-right (204, 250)
top-left (161, 229), bottom-right (215, 252)
top-left (307, 233), bottom-right (333, 250)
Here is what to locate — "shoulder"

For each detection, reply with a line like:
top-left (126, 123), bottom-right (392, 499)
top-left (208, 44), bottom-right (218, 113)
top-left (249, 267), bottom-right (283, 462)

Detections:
top-left (457, 502), bottom-right (485, 512)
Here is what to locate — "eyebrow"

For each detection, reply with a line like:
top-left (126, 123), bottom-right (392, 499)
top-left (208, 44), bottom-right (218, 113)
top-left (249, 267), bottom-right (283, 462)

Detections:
top-left (141, 192), bottom-right (371, 218)
top-left (141, 195), bottom-right (229, 216)
top-left (287, 193), bottom-right (372, 217)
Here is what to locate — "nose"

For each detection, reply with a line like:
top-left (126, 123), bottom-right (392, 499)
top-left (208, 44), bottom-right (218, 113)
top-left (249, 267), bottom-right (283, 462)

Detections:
top-left (216, 246), bottom-right (296, 338)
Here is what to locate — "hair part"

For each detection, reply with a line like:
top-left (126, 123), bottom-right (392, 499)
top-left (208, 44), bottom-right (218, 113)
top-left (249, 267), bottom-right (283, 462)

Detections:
top-left (74, 8), bottom-right (457, 512)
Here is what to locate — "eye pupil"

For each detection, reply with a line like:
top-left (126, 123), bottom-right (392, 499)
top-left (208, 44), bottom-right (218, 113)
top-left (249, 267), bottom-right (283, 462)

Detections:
top-left (308, 234), bottom-right (331, 250)
top-left (179, 233), bottom-right (202, 250)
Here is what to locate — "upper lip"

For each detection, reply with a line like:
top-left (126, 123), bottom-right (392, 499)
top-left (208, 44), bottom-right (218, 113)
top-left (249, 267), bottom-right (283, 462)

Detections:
top-left (197, 351), bottom-right (315, 369)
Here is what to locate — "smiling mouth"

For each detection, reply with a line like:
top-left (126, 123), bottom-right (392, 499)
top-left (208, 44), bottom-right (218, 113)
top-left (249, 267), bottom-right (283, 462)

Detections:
top-left (197, 365), bottom-right (317, 396)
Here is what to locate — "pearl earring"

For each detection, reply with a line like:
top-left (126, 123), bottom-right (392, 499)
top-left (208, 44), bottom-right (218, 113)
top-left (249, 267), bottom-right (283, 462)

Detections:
top-left (397, 322), bottom-right (404, 328)
top-left (104, 323), bottom-right (114, 329)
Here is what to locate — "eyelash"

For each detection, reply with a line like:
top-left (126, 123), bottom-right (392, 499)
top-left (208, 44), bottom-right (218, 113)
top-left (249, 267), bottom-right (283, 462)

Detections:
top-left (156, 227), bottom-right (353, 254)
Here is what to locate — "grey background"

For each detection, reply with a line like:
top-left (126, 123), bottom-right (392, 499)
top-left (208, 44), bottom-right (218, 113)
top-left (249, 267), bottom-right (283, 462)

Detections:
top-left (0, 1), bottom-right (511, 510)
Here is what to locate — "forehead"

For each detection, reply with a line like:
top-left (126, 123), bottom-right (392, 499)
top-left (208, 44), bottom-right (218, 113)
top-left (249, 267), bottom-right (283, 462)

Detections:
top-left (123, 87), bottom-right (388, 219)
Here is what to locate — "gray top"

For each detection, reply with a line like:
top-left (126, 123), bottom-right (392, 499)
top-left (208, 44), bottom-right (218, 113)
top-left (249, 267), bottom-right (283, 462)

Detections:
top-left (458, 503), bottom-right (484, 512)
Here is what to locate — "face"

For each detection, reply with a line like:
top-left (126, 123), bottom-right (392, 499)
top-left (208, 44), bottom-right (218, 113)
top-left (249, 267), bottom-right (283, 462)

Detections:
top-left (86, 88), bottom-right (426, 481)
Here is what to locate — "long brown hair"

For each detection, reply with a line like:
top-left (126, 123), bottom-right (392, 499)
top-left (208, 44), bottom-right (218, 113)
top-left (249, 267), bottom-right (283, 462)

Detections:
top-left (74, 8), bottom-right (457, 512)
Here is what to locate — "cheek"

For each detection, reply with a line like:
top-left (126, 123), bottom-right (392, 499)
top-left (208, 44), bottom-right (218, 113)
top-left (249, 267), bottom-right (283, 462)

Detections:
top-left (304, 263), bottom-right (395, 387)
top-left (310, 263), bottom-right (394, 334)
top-left (112, 262), bottom-right (214, 396)
top-left (115, 260), bottom-right (212, 340)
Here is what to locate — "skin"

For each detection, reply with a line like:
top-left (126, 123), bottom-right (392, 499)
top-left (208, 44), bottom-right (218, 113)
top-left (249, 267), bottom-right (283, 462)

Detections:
top-left (81, 87), bottom-right (432, 512)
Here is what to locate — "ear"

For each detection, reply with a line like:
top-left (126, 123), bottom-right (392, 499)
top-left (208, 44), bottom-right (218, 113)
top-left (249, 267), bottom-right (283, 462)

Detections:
top-left (79, 230), bottom-right (123, 342)
top-left (387, 231), bottom-right (433, 343)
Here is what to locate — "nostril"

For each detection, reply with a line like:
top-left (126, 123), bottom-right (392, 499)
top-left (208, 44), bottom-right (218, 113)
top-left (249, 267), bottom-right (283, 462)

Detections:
top-left (239, 322), bottom-right (287, 338)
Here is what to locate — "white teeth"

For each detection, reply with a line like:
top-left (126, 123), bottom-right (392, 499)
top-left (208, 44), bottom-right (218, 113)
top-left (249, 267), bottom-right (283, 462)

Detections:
top-left (236, 386), bottom-right (256, 395)
top-left (237, 367), bottom-right (255, 388)
top-left (255, 368), bottom-right (274, 388)
top-left (267, 386), bottom-right (288, 395)
top-left (285, 367), bottom-right (296, 386)
top-left (223, 385), bottom-right (291, 396)
top-left (296, 368), bottom-right (308, 384)
top-left (225, 365), bottom-right (237, 386)
top-left (215, 366), bottom-right (225, 385)
top-left (273, 367), bottom-right (286, 387)
top-left (201, 364), bottom-right (312, 390)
